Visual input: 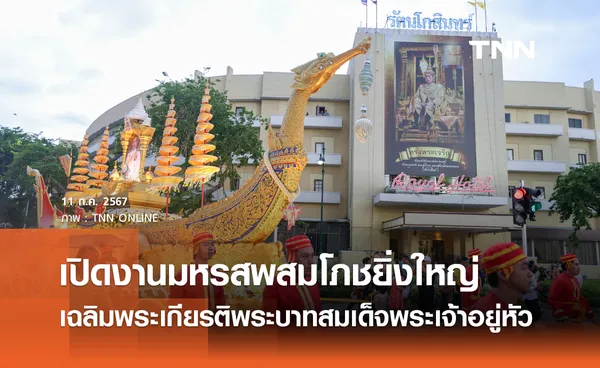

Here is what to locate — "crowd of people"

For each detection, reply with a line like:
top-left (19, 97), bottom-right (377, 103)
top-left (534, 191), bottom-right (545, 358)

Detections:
top-left (346, 247), bottom-right (596, 325)
top-left (168, 232), bottom-right (596, 326)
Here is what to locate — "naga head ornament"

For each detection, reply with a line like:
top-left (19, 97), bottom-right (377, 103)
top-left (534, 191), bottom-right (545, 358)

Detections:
top-left (291, 36), bottom-right (371, 93)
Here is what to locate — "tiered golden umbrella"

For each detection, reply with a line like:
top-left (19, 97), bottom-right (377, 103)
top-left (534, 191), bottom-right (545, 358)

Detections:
top-left (149, 97), bottom-right (182, 217)
top-left (85, 126), bottom-right (111, 197)
top-left (184, 82), bottom-right (220, 207)
top-left (65, 132), bottom-right (91, 201)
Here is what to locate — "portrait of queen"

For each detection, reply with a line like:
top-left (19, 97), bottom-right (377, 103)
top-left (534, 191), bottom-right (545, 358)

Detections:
top-left (122, 136), bottom-right (141, 182)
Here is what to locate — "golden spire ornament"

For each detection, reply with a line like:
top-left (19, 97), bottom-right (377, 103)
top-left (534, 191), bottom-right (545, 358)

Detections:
top-left (184, 82), bottom-right (220, 206)
top-left (85, 126), bottom-right (111, 197)
top-left (144, 165), bottom-right (155, 183)
top-left (65, 131), bottom-right (91, 200)
top-left (109, 162), bottom-right (121, 182)
top-left (149, 97), bottom-right (183, 193)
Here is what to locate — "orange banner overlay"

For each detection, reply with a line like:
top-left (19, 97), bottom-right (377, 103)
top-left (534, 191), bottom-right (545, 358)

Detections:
top-left (0, 229), bottom-right (598, 365)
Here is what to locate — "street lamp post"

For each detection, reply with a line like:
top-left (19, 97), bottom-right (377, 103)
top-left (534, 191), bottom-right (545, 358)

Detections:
top-left (317, 148), bottom-right (326, 255)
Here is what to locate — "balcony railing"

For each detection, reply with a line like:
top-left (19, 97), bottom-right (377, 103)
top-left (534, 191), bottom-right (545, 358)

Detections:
top-left (505, 123), bottom-right (563, 137)
top-left (506, 160), bottom-right (566, 173)
top-left (265, 115), bottom-right (343, 129)
top-left (568, 128), bottom-right (596, 141)
top-left (296, 191), bottom-right (341, 204)
top-left (307, 153), bottom-right (342, 166)
top-left (214, 190), bottom-right (341, 205)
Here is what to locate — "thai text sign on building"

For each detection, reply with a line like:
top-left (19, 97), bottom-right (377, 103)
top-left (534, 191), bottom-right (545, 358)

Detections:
top-left (386, 11), bottom-right (474, 31)
top-left (391, 173), bottom-right (495, 194)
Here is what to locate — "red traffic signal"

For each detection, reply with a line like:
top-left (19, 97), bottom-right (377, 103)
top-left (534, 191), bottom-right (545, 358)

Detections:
top-left (513, 187), bottom-right (526, 200)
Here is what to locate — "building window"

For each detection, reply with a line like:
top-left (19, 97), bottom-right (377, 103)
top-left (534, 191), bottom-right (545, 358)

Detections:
top-left (578, 153), bottom-right (587, 165)
top-left (233, 178), bottom-right (240, 190)
top-left (508, 185), bottom-right (515, 198)
top-left (269, 220), bottom-right (350, 256)
top-left (316, 106), bottom-right (329, 116)
top-left (534, 187), bottom-right (545, 199)
top-left (506, 149), bottom-right (514, 161)
top-left (313, 179), bottom-right (323, 192)
top-left (533, 150), bottom-right (544, 161)
top-left (315, 142), bottom-right (325, 154)
top-left (534, 114), bottom-right (550, 124)
top-left (567, 242), bottom-right (599, 265)
top-left (505, 113), bottom-right (511, 123)
top-left (235, 106), bottom-right (244, 117)
top-left (533, 239), bottom-right (564, 264)
top-left (568, 118), bottom-right (583, 128)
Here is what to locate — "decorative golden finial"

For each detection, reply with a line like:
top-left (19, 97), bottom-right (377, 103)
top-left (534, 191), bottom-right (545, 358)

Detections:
top-left (144, 165), bottom-right (155, 183)
top-left (65, 131), bottom-right (91, 200)
top-left (85, 126), bottom-right (111, 197)
top-left (148, 96), bottom-right (183, 193)
top-left (184, 82), bottom-right (220, 187)
top-left (109, 162), bottom-right (121, 182)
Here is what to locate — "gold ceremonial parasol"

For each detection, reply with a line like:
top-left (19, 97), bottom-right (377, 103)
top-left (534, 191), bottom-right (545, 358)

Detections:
top-left (184, 82), bottom-right (220, 206)
top-left (148, 97), bottom-right (183, 194)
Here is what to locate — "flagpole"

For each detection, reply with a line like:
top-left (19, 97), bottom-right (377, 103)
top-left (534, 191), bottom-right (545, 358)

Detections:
top-left (475, 5), bottom-right (478, 32)
top-left (366, 2), bottom-right (368, 29)
top-left (375, 1), bottom-right (378, 29)
top-left (484, 0), bottom-right (488, 32)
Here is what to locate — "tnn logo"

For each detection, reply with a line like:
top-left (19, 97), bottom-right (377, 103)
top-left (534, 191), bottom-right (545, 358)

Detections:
top-left (469, 40), bottom-right (536, 60)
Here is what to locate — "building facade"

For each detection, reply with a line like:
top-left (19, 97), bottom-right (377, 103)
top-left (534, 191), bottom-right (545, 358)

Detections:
top-left (87, 28), bottom-right (600, 276)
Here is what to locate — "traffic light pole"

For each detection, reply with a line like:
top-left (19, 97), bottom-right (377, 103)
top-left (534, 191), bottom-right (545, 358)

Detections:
top-left (520, 180), bottom-right (528, 257)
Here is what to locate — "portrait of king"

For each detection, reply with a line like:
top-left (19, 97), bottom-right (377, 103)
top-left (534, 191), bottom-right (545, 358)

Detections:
top-left (394, 43), bottom-right (465, 144)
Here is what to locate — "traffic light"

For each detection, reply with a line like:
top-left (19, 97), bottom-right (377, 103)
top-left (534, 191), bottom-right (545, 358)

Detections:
top-left (527, 188), bottom-right (543, 221)
top-left (512, 187), bottom-right (529, 226)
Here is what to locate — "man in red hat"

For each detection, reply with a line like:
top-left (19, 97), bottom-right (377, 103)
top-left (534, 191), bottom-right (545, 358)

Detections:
top-left (473, 243), bottom-right (531, 311)
top-left (169, 231), bottom-right (226, 311)
top-left (460, 248), bottom-right (483, 311)
top-left (548, 254), bottom-right (595, 323)
top-left (262, 235), bottom-right (322, 313)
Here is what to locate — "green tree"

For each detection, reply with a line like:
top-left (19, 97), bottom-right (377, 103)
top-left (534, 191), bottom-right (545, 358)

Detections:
top-left (145, 72), bottom-right (265, 216)
top-left (101, 119), bottom-right (124, 163)
top-left (549, 163), bottom-right (600, 246)
top-left (0, 126), bottom-right (76, 228)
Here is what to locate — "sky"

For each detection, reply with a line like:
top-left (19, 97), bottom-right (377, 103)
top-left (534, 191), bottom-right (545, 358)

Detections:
top-left (1, 0), bottom-right (598, 141)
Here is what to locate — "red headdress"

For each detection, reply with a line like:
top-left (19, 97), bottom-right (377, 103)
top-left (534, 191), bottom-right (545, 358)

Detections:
top-left (285, 235), bottom-right (312, 263)
top-left (192, 232), bottom-right (215, 254)
top-left (467, 248), bottom-right (482, 259)
top-left (560, 253), bottom-right (577, 269)
top-left (481, 243), bottom-right (526, 279)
